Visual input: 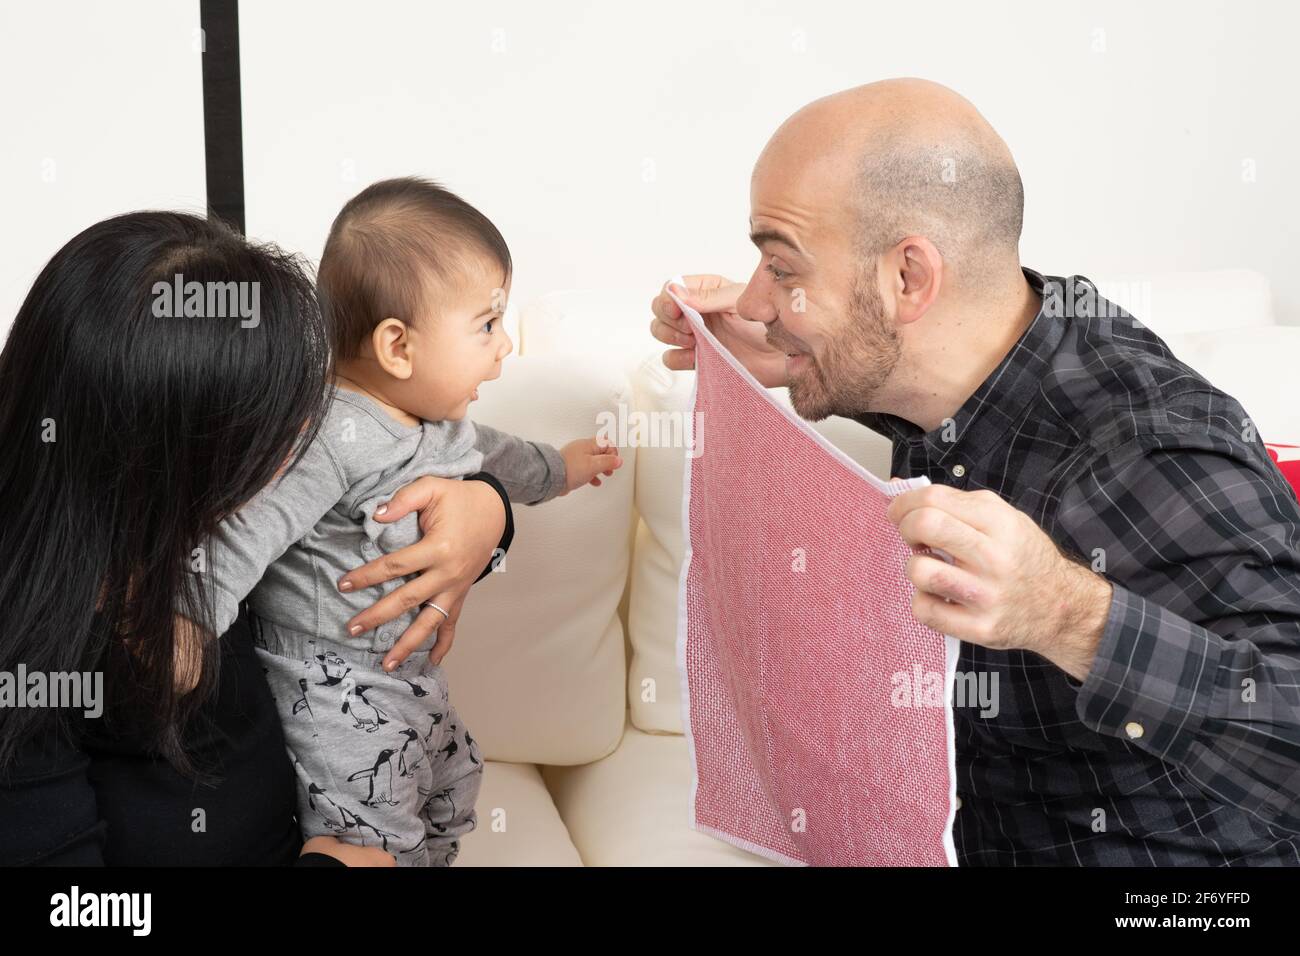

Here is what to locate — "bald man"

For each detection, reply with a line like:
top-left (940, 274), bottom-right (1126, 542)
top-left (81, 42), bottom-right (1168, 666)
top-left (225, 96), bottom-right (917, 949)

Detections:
top-left (651, 79), bottom-right (1300, 866)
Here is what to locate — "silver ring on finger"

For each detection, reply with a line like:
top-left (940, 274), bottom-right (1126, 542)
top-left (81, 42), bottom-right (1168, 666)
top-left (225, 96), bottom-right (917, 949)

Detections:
top-left (423, 601), bottom-right (449, 621)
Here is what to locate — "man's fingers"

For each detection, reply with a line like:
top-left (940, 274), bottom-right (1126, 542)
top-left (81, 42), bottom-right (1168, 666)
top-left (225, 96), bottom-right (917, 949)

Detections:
top-left (887, 484), bottom-right (1001, 535)
top-left (381, 603), bottom-right (447, 670)
top-left (661, 347), bottom-right (697, 372)
top-left (679, 276), bottom-right (742, 316)
top-left (656, 288), bottom-right (682, 321)
top-left (896, 506), bottom-right (988, 567)
top-left (651, 315), bottom-right (695, 347)
top-left (910, 588), bottom-right (984, 640)
top-left (906, 553), bottom-right (987, 609)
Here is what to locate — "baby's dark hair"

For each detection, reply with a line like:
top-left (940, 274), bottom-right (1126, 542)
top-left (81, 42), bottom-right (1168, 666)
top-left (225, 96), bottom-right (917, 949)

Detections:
top-left (318, 177), bottom-right (512, 359)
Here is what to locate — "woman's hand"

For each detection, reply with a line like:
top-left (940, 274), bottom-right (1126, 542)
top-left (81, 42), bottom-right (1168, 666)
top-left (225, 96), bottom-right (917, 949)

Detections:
top-left (337, 476), bottom-right (507, 670)
top-left (301, 835), bottom-right (397, 867)
top-left (650, 275), bottom-right (789, 388)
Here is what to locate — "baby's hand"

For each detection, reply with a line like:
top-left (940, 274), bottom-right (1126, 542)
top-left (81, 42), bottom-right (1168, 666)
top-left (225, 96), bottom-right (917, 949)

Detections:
top-left (559, 438), bottom-right (623, 494)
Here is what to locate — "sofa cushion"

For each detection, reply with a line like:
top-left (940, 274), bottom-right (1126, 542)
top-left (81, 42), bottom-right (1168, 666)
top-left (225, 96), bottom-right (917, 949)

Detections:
top-left (542, 724), bottom-right (777, 866)
top-left (456, 761), bottom-right (583, 866)
top-left (446, 355), bottom-right (634, 765)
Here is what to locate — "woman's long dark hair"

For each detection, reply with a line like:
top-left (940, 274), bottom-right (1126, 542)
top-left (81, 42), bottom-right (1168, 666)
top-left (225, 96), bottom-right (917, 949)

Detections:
top-left (0, 212), bottom-right (331, 773)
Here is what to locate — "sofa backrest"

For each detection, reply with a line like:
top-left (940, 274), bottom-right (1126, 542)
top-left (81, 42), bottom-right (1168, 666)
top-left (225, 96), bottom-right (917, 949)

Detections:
top-left (448, 356), bottom-right (635, 765)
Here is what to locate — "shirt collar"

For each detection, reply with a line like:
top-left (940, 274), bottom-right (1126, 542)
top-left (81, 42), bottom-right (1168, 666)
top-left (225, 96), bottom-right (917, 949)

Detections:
top-left (853, 267), bottom-right (1066, 473)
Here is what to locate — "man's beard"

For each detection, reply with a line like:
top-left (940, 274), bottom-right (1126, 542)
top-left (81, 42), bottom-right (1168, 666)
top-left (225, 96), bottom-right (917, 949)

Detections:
top-left (787, 269), bottom-right (901, 422)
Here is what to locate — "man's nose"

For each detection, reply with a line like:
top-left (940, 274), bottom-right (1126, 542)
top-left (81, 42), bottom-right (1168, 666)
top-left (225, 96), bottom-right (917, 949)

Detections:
top-left (736, 279), bottom-right (775, 325)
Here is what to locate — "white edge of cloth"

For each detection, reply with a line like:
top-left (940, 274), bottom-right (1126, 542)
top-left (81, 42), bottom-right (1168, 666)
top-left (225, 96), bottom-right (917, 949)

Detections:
top-left (674, 295), bottom-right (702, 839)
top-left (667, 279), bottom-right (961, 868)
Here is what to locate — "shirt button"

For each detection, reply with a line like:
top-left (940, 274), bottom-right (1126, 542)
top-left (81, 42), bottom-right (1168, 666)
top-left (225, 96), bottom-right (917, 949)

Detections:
top-left (1124, 721), bottom-right (1145, 739)
top-left (951, 464), bottom-right (966, 478)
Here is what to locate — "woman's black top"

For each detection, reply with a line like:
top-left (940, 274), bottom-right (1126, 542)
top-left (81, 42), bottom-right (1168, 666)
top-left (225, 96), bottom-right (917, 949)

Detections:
top-left (0, 472), bottom-right (513, 866)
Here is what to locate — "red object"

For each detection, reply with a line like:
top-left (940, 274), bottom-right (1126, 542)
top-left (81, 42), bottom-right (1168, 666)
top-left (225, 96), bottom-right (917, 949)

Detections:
top-left (672, 288), bottom-right (959, 866)
top-left (1265, 444), bottom-right (1300, 499)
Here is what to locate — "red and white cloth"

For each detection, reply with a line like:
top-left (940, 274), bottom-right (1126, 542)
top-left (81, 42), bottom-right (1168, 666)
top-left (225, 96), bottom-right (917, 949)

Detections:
top-left (671, 285), bottom-right (960, 866)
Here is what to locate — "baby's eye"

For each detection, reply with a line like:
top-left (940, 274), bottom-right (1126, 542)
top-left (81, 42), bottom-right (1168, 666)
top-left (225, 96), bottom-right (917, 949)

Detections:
top-left (482, 319), bottom-right (495, 334)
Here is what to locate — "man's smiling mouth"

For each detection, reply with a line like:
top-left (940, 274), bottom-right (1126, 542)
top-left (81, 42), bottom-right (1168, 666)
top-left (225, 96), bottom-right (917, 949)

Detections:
top-left (771, 339), bottom-right (811, 361)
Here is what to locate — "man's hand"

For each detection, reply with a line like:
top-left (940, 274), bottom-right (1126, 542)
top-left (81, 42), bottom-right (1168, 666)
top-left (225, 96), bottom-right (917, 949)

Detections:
top-left (650, 275), bottom-right (789, 388)
top-left (886, 484), bottom-right (1113, 681)
top-left (337, 476), bottom-right (507, 670)
top-left (559, 437), bottom-right (623, 493)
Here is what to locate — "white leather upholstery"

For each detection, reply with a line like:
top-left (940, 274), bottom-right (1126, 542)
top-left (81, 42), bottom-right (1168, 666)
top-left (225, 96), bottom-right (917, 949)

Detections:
top-left (542, 724), bottom-right (777, 866)
top-left (456, 761), bottom-right (584, 866)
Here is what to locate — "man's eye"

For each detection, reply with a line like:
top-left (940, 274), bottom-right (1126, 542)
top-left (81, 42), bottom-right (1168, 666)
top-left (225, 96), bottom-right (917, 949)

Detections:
top-left (766, 262), bottom-right (788, 282)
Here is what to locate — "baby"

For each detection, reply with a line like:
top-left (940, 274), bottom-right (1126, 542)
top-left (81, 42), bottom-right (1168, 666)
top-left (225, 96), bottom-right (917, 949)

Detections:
top-left (201, 177), bottom-right (621, 865)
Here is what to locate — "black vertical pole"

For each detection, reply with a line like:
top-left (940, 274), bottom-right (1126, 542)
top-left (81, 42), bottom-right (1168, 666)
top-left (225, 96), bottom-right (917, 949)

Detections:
top-left (200, 0), bottom-right (245, 233)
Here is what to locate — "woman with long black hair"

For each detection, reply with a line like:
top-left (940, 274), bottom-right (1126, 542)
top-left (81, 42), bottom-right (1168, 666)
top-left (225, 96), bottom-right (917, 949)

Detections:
top-left (0, 212), bottom-right (512, 865)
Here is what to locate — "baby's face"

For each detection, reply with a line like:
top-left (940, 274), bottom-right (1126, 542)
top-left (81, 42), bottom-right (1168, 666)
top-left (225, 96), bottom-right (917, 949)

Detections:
top-left (407, 261), bottom-right (513, 422)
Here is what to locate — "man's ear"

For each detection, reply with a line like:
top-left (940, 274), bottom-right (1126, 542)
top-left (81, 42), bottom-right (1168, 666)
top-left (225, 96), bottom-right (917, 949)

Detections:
top-left (370, 318), bottom-right (414, 380)
top-left (884, 236), bottom-right (943, 326)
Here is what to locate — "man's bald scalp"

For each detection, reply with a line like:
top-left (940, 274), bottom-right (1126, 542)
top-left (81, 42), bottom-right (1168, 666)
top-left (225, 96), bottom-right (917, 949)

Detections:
top-left (776, 79), bottom-right (1025, 286)
top-left (852, 120), bottom-right (1024, 283)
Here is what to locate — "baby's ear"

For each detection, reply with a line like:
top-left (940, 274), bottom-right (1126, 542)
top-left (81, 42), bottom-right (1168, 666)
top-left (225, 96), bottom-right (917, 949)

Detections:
top-left (371, 319), bottom-right (414, 380)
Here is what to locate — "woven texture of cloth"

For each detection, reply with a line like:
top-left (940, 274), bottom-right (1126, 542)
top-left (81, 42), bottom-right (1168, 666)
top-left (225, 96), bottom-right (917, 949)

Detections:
top-left (670, 285), bottom-right (959, 866)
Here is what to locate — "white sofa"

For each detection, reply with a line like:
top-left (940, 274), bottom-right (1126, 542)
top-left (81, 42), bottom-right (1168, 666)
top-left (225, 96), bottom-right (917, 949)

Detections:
top-left (449, 269), bottom-right (1298, 866)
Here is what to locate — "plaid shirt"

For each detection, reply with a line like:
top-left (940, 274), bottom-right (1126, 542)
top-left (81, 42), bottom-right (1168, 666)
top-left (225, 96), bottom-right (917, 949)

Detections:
top-left (856, 269), bottom-right (1300, 865)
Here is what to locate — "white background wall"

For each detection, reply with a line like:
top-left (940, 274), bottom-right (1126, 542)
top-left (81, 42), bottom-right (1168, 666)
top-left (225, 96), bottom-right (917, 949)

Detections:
top-left (3, 0), bottom-right (1297, 343)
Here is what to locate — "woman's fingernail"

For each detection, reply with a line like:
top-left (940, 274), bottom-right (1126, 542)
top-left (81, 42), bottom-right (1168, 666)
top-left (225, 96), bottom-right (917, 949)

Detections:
top-left (383, 659), bottom-right (395, 671)
top-left (349, 624), bottom-right (362, 636)
top-left (375, 503), bottom-right (388, 516)
top-left (338, 579), bottom-right (353, 592)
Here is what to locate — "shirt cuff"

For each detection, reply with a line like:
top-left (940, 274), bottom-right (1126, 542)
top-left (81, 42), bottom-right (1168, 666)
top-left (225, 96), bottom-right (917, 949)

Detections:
top-left (536, 441), bottom-right (568, 503)
top-left (1075, 582), bottom-right (1221, 767)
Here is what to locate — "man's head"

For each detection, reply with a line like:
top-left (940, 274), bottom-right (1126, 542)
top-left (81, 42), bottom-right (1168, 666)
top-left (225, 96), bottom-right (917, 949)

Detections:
top-left (318, 177), bottom-right (514, 421)
top-left (737, 78), bottom-right (1026, 422)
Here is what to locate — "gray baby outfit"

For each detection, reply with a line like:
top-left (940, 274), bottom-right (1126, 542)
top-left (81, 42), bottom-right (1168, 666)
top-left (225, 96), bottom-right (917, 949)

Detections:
top-left (205, 386), bottom-right (566, 865)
